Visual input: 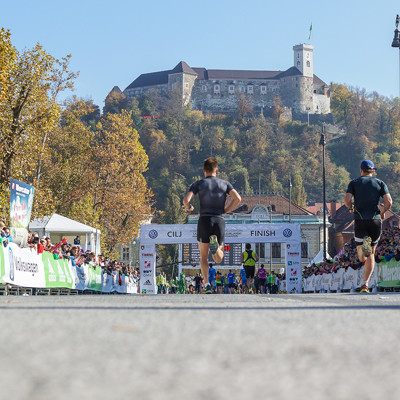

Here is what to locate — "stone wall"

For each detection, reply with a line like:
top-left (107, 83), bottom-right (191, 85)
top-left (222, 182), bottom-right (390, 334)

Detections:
top-left (191, 79), bottom-right (280, 114)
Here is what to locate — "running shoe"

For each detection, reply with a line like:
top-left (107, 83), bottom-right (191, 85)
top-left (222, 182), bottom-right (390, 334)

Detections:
top-left (360, 285), bottom-right (370, 293)
top-left (209, 235), bottom-right (219, 255)
top-left (202, 284), bottom-right (212, 294)
top-left (362, 236), bottom-right (372, 257)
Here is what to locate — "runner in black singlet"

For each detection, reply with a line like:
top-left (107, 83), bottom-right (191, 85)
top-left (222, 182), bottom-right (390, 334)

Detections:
top-left (183, 157), bottom-right (241, 293)
top-left (344, 159), bottom-right (392, 293)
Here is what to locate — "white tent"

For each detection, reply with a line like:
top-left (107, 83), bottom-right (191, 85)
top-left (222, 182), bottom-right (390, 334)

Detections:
top-left (306, 247), bottom-right (331, 268)
top-left (30, 213), bottom-right (101, 254)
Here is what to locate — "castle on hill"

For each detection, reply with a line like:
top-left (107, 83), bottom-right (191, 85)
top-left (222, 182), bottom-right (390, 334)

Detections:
top-left (112, 44), bottom-right (331, 118)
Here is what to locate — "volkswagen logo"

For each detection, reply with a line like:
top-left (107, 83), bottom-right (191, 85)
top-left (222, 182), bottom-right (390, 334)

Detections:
top-left (148, 229), bottom-right (158, 239)
top-left (283, 228), bottom-right (292, 238)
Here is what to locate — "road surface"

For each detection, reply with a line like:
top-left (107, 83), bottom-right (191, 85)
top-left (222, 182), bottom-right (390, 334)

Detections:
top-left (0, 293), bottom-right (399, 399)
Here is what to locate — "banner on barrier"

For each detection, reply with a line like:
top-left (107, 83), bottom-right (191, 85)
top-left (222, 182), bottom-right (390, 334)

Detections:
top-left (378, 259), bottom-right (400, 287)
top-left (0, 243), bottom-right (137, 293)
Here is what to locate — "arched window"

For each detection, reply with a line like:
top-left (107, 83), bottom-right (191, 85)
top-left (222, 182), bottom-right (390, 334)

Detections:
top-left (306, 61), bottom-right (310, 67)
top-left (297, 61), bottom-right (300, 68)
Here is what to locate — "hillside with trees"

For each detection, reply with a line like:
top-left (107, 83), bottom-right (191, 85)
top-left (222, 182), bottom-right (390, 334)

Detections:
top-left (105, 84), bottom-right (400, 222)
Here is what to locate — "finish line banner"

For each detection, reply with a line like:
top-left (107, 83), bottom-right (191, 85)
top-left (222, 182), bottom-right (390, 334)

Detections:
top-left (140, 223), bottom-right (301, 245)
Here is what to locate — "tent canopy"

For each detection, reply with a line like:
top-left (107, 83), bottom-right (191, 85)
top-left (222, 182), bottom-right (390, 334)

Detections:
top-left (30, 213), bottom-right (100, 234)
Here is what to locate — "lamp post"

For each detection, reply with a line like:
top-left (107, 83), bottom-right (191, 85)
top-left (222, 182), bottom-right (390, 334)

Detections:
top-left (289, 174), bottom-right (292, 223)
top-left (268, 204), bottom-right (273, 274)
top-left (392, 14), bottom-right (400, 97)
top-left (319, 123), bottom-right (327, 261)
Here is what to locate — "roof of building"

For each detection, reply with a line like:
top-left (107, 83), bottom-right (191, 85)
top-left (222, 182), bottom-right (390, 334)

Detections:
top-left (307, 202), bottom-right (344, 216)
top-left (110, 86), bottom-right (122, 94)
top-left (170, 61), bottom-right (198, 76)
top-left (125, 63), bottom-right (327, 90)
top-left (232, 195), bottom-right (314, 215)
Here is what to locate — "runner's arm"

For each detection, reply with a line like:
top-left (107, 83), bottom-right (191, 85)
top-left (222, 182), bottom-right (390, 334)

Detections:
top-left (225, 189), bottom-right (241, 214)
top-left (344, 192), bottom-right (354, 213)
top-left (183, 191), bottom-right (195, 212)
top-left (381, 193), bottom-right (393, 219)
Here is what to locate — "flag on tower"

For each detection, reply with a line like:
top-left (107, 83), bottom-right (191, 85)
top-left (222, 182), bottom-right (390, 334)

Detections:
top-left (308, 23), bottom-right (313, 40)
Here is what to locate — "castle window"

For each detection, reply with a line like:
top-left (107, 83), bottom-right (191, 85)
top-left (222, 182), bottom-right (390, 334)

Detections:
top-left (260, 86), bottom-right (266, 94)
top-left (297, 61), bottom-right (300, 68)
top-left (214, 84), bottom-right (220, 94)
top-left (184, 82), bottom-right (189, 89)
top-left (202, 85), bottom-right (207, 92)
top-left (247, 85), bottom-right (253, 94)
top-left (228, 85), bottom-right (235, 94)
top-left (306, 61), bottom-right (310, 67)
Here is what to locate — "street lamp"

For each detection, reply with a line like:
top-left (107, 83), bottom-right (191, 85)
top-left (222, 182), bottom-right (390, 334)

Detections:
top-left (319, 123), bottom-right (327, 261)
top-left (289, 174), bottom-right (292, 223)
top-left (392, 14), bottom-right (400, 97)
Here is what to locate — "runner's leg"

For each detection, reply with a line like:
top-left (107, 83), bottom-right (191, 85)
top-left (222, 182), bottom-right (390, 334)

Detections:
top-left (363, 245), bottom-right (377, 284)
top-left (211, 245), bottom-right (224, 264)
top-left (198, 241), bottom-right (210, 282)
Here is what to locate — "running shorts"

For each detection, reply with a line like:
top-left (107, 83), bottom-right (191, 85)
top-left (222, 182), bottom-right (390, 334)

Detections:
top-left (258, 278), bottom-right (266, 286)
top-left (354, 219), bottom-right (382, 245)
top-left (244, 265), bottom-right (255, 279)
top-left (197, 216), bottom-right (225, 245)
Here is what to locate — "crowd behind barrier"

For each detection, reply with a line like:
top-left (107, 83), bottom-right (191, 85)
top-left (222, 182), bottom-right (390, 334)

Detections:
top-left (0, 223), bottom-right (139, 294)
top-left (303, 227), bottom-right (400, 292)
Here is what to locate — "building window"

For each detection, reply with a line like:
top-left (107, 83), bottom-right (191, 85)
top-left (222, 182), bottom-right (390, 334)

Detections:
top-left (260, 86), bottom-right (266, 94)
top-left (240, 86), bottom-right (245, 93)
top-left (256, 243), bottom-right (265, 259)
top-left (214, 84), bottom-right (220, 94)
top-left (301, 243), bottom-right (308, 259)
top-left (228, 85), bottom-right (235, 94)
top-left (184, 82), bottom-right (189, 89)
top-left (272, 243), bottom-right (281, 259)
top-left (202, 85), bottom-right (207, 92)
top-left (297, 61), bottom-right (300, 68)
top-left (122, 247), bottom-right (130, 261)
top-left (307, 61), bottom-right (310, 67)
top-left (247, 85), bottom-right (253, 94)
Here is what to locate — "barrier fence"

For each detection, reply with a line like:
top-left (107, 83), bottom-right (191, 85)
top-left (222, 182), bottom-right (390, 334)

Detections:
top-left (0, 242), bottom-right (138, 294)
top-left (303, 260), bottom-right (400, 292)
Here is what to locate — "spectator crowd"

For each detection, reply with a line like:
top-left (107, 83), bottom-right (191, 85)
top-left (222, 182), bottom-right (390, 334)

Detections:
top-left (303, 226), bottom-right (400, 279)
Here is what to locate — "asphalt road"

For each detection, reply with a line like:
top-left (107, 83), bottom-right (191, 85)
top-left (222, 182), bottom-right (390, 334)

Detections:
top-left (0, 292), bottom-right (399, 400)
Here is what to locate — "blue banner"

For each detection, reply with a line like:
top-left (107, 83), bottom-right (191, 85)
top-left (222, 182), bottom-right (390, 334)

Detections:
top-left (10, 179), bottom-right (35, 245)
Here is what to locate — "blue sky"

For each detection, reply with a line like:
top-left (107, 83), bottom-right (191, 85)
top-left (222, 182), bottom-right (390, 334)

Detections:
top-left (2, 0), bottom-right (400, 109)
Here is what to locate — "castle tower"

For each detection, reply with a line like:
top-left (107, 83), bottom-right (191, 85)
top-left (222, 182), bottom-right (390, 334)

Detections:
top-left (293, 44), bottom-right (314, 78)
top-left (167, 61), bottom-right (198, 106)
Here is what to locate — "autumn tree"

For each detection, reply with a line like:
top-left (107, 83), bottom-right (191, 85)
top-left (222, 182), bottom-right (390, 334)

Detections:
top-left (91, 111), bottom-right (152, 256)
top-left (0, 28), bottom-right (77, 218)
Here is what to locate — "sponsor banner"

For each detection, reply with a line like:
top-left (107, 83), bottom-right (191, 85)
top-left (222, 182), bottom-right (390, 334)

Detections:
top-left (42, 251), bottom-right (74, 288)
top-left (286, 243), bottom-right (302, 293)
top-left (0, 243), bottom-right (137, 293)
top-left (140, 244), bottom-right (156, 294)
top-left (3, 243), bottom-right (46, 287)
top-left (330, 268), bottom-right (345, 291)
top-left (377, 259), bottom-right (400, 287)
top-left (343, 267), bottom-right (357, 290)
top-left (140, 223), bottom-right (301, 245)
top-left (10, 179), bottom-right (35, 246)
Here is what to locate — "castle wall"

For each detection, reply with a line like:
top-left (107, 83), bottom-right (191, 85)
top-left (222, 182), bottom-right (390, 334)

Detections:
top-left (313, 93), bottom-right (331, 114)
top-left (124, 84), bottom-right (168, 100)
top-left (191, 79), bottom-right (280, 114)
